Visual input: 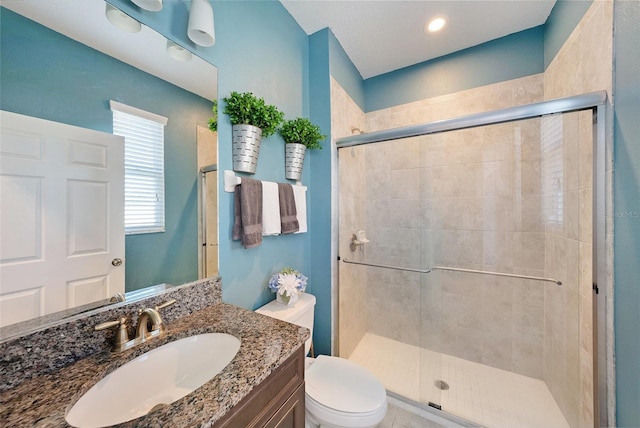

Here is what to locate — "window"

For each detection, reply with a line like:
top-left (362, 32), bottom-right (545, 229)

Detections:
top-left (541, 114), bottom-right (564, 227)
top-left (110, 101), bottom-right (168, 234)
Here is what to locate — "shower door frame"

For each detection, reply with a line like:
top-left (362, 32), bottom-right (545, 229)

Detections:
top-left (199, 163), bottom-right (217, 279)
top-left (334, 90), bottom-right (609, 427)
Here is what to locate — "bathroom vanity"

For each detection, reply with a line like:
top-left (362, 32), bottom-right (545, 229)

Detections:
top-left (0, 278), bottom-right (309, 427)
top-left (214, 347), bottom-right (305, 427)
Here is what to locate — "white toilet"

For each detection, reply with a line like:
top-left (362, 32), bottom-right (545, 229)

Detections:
top-left (256, 293), bottom-right (388, 428)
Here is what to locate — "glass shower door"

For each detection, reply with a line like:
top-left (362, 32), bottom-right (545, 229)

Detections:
top-left (337, 138), bottom-right (442, 408)
top-left (337, 94), bottom-right (602, 428)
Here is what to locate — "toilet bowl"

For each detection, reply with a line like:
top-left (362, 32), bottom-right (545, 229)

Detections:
top-left (256, 293), bottom-right (387, 428)
top-left (305, 355), bottom-right (387, 428)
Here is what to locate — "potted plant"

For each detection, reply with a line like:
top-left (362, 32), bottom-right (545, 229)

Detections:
top-left (268, 267), bottom-right (308, 305)
top-left (222, 91), bottom-right (284, 174)
top-left (278, 117), bottom-right (326, 180)
top-left (207, 99), bottom-right (217, 132)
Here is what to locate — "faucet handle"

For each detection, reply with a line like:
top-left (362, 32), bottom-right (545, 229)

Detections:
top-left (109, 292), bottom-right (126, 303)
top-left (95, 317), bottom-right (130, 352)
top-left (95, 316), bottom-right (127, 331)
top-left (155, 299), bottom-right (176, 311)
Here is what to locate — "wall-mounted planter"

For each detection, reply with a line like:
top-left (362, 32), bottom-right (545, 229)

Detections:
top-left (232, 124), bottom-right (262, 174)
top-left (278, 117), bottom-right (325, 181)
top-left (285, 143), bottom-right (306, 180)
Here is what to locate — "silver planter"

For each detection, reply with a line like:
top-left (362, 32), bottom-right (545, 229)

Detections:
top-left (232, 124), bottom-right (263, 174)
top-left (285, 143), bottom-right (306, 180)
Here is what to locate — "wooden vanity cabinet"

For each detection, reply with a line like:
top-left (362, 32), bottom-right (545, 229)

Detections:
top-left (213, 346), bottom-right (305, 428)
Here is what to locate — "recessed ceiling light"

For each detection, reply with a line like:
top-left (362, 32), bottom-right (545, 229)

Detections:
top-left (425, 15), bottom-right (447, 34)
top-left (166, 40), bottom-right (193, 62)
top-left (105, 3), bottom-right (142, 33)
top-left (131, 0), bottom-right (163, 12)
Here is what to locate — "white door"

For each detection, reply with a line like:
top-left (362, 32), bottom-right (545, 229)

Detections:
top-left (0, 111), bottom-right (125, 327)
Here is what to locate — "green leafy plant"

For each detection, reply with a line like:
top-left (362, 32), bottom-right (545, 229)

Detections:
top-left (278, 117), bottom-right (326, 150)
top-left (208, 99), bottom-right (217, 132)
top-left (222, 91), bottom-right (284, 138)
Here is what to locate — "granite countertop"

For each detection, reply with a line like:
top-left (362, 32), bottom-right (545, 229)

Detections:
top-left (0, 302), bottom-right (309, 427)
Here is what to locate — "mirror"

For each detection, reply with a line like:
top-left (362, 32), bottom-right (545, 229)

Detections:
top-left (0, 0), bottom-right (218, 335)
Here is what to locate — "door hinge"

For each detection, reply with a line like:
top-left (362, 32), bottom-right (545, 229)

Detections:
top-left (593, 283), bottom-right (599, 294)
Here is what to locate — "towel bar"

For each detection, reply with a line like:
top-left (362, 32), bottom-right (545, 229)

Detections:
top-left (341, 258), bottom-right (431, 273)
top-left (223, 170), bottom-right (306, 192)
top-left (340, 259), bottom-right (562, 285)
top-left (431, 266), bottom-right (562, 285)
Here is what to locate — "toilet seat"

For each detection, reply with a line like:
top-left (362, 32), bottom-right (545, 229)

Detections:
top-left (305, 356), bottom-right (387, 427)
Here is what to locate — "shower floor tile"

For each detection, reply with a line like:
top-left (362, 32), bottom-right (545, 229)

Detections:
top-left (348, 333), bottom-right (569, 428)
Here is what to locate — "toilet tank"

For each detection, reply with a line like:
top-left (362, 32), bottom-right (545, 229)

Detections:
top-left (256, 293), bottom-right (315, 355)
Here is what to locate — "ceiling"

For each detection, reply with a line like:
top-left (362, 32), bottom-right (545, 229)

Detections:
top-left (5, 1), bottom-right (556, 95)
top-left (280, 0), bottom-right (557, 79)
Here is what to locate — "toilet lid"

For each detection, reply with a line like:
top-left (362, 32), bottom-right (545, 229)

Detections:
top-left (305, 355), bottom-right (386, 414)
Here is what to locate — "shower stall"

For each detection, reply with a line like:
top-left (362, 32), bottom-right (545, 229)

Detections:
top-left (336, 92), bottom-right (607, 428)
top-left (197, 124), bottom-right (218, 278)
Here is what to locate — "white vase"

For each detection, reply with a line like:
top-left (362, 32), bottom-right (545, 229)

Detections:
top-left (276, 291), bottom-right (299, 306)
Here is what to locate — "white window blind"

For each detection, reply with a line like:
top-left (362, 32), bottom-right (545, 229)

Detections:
top-left (541, 114), bottom-right (564, 227)
top-left (110, 101), bottom-right (168, 234)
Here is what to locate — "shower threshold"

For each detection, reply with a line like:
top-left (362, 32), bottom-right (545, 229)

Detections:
top-left (385, 391), bottom-right (480, 427)
top-left (348, 333), bottom-right (569, 428)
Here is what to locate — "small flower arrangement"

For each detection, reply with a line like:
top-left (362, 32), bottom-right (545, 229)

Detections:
top-left (268, 267), bottom-right (308, 305)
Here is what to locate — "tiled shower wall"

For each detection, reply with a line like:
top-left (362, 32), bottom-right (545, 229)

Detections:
top-left (336, 78), bottom-right (594, 423)
top-left (333, 77), bottom-right (367, 358)
top-left (357, 75), bottom-right (548, 380)
top-left (543, 1), bottom-right (613, 427)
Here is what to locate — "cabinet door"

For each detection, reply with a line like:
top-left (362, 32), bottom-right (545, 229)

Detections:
top-left (265, 383), bottom-right (305, 428)
top-left (213, 347), bottom-right (304, 428)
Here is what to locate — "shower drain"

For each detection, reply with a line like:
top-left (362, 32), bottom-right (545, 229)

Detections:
top-left (434, 379), bottom-right (450, 390)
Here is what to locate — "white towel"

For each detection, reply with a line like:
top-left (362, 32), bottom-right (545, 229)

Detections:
top-left (292, 185), bottom-right (307, 234)
top-left (262, 181), bottom-right (281, 235)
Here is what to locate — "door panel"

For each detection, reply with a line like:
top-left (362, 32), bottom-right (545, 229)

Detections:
top-left (0, 111), bottom-right (125, 327)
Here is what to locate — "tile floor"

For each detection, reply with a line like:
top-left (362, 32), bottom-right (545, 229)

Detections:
top-left (350, 333), bottom-right (569, 428)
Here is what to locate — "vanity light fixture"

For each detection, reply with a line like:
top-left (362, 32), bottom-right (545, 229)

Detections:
top-left (131, 0), bottom-right (163, 12)
top-left (166, 40), bottom-right (193, 62)
top-left (188, 0), bottom-right (215, 47)
top-left (425, 15), bottom-right (447, 34)
top-left (105, 3), bottom-right (142, 33)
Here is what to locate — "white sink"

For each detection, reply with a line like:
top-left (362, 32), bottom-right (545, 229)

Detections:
top-left (66, 333), bottom-right (241, 428)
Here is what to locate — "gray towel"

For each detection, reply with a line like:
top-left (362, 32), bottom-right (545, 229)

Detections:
top-left (232, 178), bottom-right (263, 248)
top-left (278, 183), bottom-right (299, 234)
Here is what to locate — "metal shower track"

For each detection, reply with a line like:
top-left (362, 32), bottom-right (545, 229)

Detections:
top-left (335, 91), bottom-right (606, 148)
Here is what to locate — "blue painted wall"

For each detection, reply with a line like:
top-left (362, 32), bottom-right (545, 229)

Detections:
top-left (328, 30), bottom-right (366, 111)
top-left (544, 0), bottom-right (593, 68)
top-left (364, 26), bottom-right (545, 112)
top-left (103, 0), bottom-right (332, 353)
top-left (210, 1), bottom-right (312, 314)
top-left (613, 1), bottom-right (640, 425)
top-left (307, 29), bottom-right (333, 355)
top-left (113, 0), bottom-right (313, 311)
top-left (0, 7), bottom-right (212, 293)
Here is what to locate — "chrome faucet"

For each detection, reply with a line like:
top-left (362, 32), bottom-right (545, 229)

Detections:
top-left (95, 299), bottom-right (176, 353)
